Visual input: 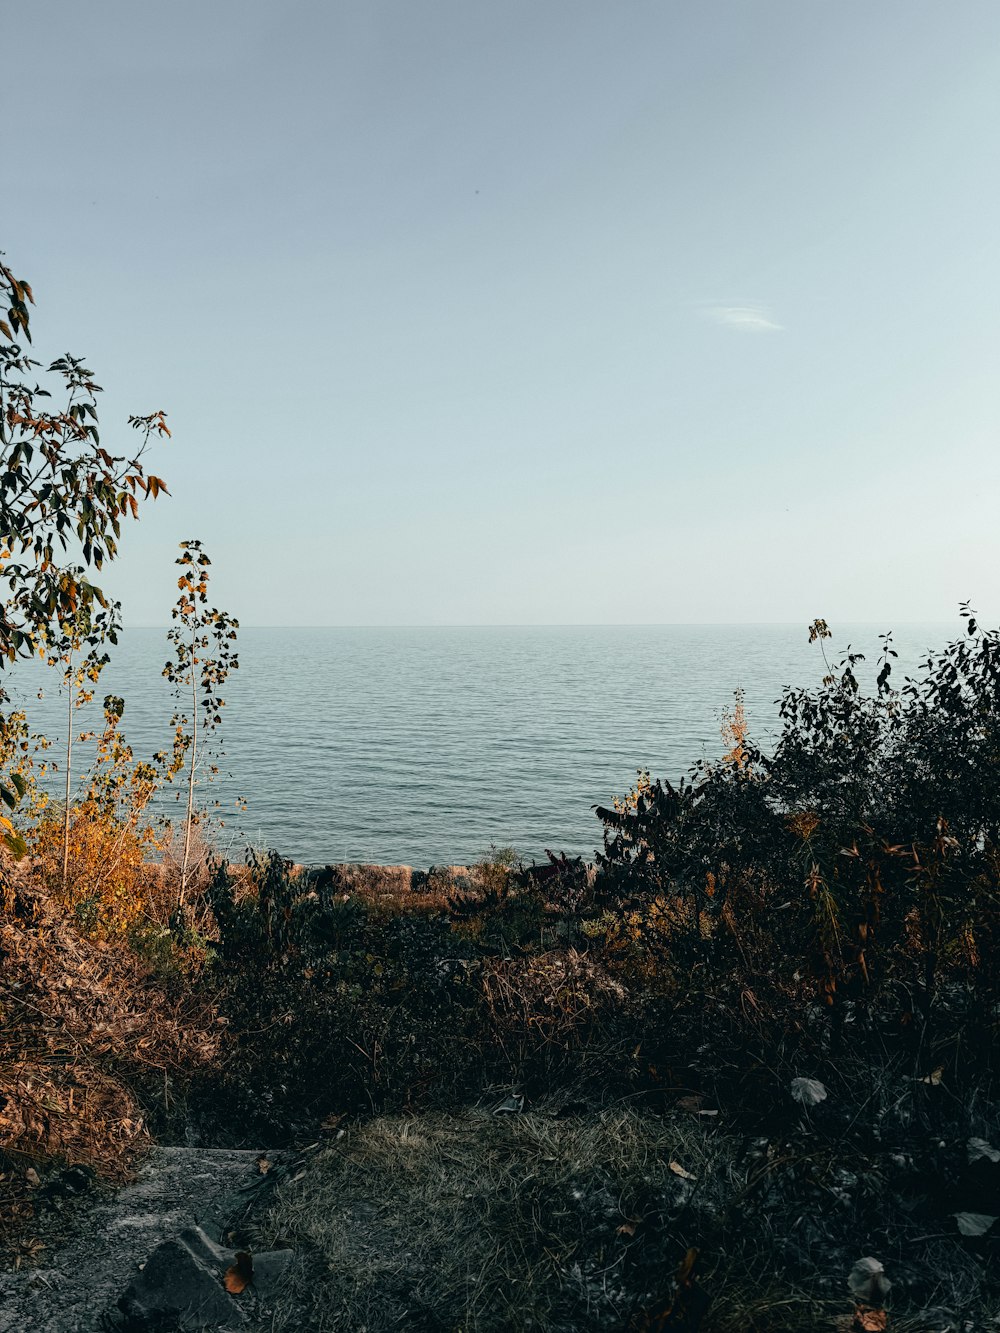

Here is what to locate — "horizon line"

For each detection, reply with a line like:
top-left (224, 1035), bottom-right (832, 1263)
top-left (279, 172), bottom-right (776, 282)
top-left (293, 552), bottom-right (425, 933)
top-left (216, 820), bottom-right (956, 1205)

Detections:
top-left (116, 618), bottom-right (963, 630)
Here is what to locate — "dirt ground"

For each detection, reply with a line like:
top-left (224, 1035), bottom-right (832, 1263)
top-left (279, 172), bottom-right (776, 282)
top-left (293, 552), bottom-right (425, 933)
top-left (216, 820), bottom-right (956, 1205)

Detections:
top-left (0, 1146), bottom-right (280, 1333)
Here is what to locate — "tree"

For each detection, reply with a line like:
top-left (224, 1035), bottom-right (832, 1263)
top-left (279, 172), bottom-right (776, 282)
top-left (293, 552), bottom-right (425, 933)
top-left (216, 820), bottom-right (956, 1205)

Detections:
top-left (162, 541), bottom-right (238, 907)
top-left (0, 254), bottom-right (170, 827)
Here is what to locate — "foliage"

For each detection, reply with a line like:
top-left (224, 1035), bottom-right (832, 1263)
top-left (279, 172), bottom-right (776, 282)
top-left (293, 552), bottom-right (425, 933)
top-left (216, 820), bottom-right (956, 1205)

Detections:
top-left (0, 872), bottom-right (220, 1246)
top-left (29, 713), bottom-right (170, 946)
top-left (162, 540), bottom-right (239, 907)
top-left (37, 597), bottom-right (121, 892)
top-left (201, 850), bottom-right (639, 1138)
top-left (594, 613), bottom-right (1000, 1106)
top-left (0, 259), bottom-right (169, 660)
top-left (0, 255), bottom-right (168, 817)
top-left (200, 853), bottom-right (484, 1133)
top-left (448, 844), bottom-right (545, 954)
top-left (718, 684), bottom-right (749, 770)
top-left (0, 703), bottom-right (50, 858)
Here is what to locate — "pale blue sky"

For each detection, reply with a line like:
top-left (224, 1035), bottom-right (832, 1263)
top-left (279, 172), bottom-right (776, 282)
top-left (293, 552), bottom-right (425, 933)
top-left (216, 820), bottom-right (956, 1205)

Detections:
top-left (6, 2), bottom-right (1000, 625)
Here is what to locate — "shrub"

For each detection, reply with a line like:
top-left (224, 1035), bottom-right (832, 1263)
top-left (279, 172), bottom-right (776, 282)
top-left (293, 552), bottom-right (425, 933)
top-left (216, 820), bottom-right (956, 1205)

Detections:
top-left (198, 853), bottom-right (485, 1135)
top-left (0, 871), bottom-right (220, 1245)
top-left (594, 616), bottom-right (1000, 1108)
top-left (198, 850), bottom-right (638, 1136)
top-left (25, 699), bottom-right (171, 944)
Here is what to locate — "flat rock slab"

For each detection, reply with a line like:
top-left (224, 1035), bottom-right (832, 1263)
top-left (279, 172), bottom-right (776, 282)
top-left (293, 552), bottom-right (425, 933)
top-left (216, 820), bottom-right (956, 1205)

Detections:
top-left (0, 1147), bottom-right (276, 1333)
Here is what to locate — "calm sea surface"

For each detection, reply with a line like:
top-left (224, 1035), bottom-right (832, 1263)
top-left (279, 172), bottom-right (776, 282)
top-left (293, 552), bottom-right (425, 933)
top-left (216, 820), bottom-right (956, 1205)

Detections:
top-left (5, 624), bottom-right (955, 867)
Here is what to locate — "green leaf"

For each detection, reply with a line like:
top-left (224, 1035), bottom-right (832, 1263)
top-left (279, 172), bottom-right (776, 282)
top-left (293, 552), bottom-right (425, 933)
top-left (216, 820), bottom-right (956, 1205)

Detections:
top-left (3, 832), bottom-right (27, 860)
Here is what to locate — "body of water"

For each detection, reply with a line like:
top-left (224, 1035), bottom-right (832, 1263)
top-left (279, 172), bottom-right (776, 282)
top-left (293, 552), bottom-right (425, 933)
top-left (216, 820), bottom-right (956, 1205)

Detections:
top-left (4, 623), bottom-right (956, 866)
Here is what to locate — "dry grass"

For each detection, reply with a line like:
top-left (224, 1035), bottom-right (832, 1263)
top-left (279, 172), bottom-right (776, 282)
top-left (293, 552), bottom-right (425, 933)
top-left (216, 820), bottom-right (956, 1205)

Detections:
top-left (255, 1108), bottom-right (719, 1332)
top-left (0, 868), bottom-right (221, 1249)
top-left (251, 1107), bottom-right (999, 1333)
top-left (27, 807), bottom-right (171, 942)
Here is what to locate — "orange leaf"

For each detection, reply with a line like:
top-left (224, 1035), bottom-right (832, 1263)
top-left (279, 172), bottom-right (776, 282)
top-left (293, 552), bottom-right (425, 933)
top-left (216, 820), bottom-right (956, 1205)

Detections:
top-left (223, 1251), bottom-right (253, 1294)
top-left (853, 1307), bottom-right (888, 1332)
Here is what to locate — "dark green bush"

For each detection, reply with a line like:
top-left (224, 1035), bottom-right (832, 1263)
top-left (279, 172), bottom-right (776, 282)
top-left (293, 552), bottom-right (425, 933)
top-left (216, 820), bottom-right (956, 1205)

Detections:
top-left (197, 852), bottom-right (489, 1135)
top-left (195, 850), bottom-right (639, 1138)
top-left (594, 615), bottom-right (1000, 1115)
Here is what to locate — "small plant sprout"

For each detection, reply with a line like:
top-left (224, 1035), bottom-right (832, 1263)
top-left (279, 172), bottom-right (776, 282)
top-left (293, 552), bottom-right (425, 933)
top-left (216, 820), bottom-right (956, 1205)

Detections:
top-left (719, 687), bottom-right (749, 771)
top-left (162, 540), bottom-right (238, 908)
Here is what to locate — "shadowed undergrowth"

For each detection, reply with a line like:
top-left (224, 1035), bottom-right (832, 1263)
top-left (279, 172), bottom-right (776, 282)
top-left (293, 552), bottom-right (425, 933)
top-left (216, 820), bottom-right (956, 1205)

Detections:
top-left (251, 1108), bottom-right (997, 1333)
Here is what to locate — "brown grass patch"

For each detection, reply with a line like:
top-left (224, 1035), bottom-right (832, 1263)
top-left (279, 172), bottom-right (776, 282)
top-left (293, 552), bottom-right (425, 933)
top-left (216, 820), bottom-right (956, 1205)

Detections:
top-left (0, 868), bottom-right (221, 1248)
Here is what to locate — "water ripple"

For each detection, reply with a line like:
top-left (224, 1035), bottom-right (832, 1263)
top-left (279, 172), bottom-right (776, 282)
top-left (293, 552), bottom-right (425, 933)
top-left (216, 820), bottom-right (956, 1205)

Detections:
top-left (6, 624), bottom-right (952, 866)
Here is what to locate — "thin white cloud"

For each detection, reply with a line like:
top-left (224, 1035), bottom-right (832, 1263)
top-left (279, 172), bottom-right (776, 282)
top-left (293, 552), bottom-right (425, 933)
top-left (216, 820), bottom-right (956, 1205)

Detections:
top-left (705, 304), bottom-right (783, 333)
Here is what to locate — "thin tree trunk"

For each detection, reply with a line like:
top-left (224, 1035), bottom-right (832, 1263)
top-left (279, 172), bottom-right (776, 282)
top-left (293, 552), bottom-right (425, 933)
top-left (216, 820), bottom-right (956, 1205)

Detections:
top-left (179, 632), bottom-right (197, 908)
top-left (62, 654), bottom-right (73, 895)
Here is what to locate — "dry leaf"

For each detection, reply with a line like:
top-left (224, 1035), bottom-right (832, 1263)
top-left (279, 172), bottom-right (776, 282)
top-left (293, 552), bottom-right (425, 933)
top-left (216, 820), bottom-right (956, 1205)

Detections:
top-left (24, 1168), bottom-right (40, 1188)
top-left (954, 1211), bottom-right (997, 1237)
top-left (919, 1066), bottom-right (943, 1086)
top-left (676, 1247), bottom-right (698, 1283)
top-left (256, 1155), bottom-right (271, 1175)
top-left (669, 1160), bottom-right (696, 1180)
top-left (852, 1305), bottom-right (888, 1331)
top-left (616, 1218), bottom-right (639, 1237)
top-left (790, 1076), bottom-right (827, 1106)
top-left (223, 1250), bottom-right (253, 1294)
top-left (967, 1137), bottom-right (1000, 1165)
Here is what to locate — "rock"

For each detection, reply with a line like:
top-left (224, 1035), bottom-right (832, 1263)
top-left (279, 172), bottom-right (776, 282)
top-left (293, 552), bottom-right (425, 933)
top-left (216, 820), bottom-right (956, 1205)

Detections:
top-left (119, 1227), bottom-right (244, 1328)
top-left (118, 1224), bottom-right (293, 1329)
top-left (848, 1256), bottom-right (892, 1305)
top-left (249, 1247), bottom-right (294, 1296)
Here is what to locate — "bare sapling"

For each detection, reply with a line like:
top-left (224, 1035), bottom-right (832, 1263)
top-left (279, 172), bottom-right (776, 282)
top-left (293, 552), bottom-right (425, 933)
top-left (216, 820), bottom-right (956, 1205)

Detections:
top-left (162, 540), bottom-right (238, 908)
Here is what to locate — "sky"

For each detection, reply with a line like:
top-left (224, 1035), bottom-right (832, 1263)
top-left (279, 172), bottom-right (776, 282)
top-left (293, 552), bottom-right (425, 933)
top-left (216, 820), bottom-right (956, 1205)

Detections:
top-left (5, 1), bottom-right (1000, 627)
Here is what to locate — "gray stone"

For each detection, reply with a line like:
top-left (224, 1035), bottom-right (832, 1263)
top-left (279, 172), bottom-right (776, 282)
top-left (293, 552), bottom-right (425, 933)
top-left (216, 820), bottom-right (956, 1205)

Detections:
top-left (118, 1227), bottom-right (245, 1328)
top-left (117, 1225), bottom-right (294, 1329)
top-left (246, 1247), bottom-right (294, 1297)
